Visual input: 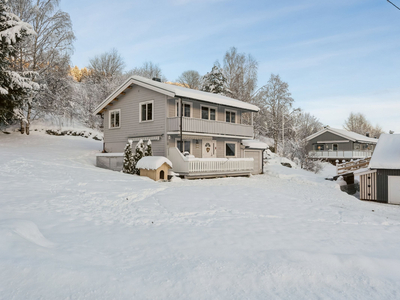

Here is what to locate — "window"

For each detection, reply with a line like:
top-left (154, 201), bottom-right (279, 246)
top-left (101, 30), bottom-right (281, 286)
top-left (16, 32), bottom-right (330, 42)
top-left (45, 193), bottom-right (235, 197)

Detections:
top-left (225, 110), bottom-right (236, 123)
top-left (201, 106), bottom-right (216, 120)
top-left (314, 144), bottom-right (324, 151)
top-left (177, 140), bottom-right (191, 154)
top-left (140, 101), bottom-right (153, 122)
top-left (225, 142), bottom-right (236, 157)
top-left (175, 101), bottom-right (191, 117)
top-left (109, 109), bottom-right (120, 128)
top-left (333, 144), bottom-right (338, 151)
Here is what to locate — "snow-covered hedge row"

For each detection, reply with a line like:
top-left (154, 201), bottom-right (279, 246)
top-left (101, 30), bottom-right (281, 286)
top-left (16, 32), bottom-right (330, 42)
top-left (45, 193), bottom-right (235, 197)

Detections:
top-left (45, 129), bottom-right (103, 141)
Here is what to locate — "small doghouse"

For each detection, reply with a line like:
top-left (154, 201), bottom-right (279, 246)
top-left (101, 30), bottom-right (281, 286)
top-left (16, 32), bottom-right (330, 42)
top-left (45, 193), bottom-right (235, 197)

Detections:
top-left (136, 156), bottom-right (172, 181)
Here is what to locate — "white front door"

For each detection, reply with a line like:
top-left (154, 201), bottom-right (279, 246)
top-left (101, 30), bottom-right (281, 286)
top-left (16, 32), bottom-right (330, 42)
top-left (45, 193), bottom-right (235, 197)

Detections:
top-left (388, 176), bottom-right (400, 204)
top-left (202, 140), bottom-right (216, 158)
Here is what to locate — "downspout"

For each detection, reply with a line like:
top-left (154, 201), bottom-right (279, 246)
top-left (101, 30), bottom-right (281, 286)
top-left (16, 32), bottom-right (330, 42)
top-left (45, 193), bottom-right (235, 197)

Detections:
top-left (179, 98), bottom-right (183, 152)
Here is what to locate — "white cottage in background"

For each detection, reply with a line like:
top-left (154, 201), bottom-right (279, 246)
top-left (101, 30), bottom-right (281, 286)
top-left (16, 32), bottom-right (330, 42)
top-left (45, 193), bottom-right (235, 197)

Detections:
top-left (94, 76), bottom-right (268, 178)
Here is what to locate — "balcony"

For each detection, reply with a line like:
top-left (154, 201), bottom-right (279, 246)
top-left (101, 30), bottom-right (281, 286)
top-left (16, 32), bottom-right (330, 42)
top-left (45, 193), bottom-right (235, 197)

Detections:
top-left (167, 117), bottom-right (254, 138)
top-left (308, 150), bottom-right (373, 159)
top-left (168, 147), bottom-right (254, 178)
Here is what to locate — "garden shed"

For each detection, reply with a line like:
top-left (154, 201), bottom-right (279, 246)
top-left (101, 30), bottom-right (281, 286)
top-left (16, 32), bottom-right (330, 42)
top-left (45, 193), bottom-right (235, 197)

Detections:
top-left (358, 134), bottom-right (400, 204)
top-left (137, 156), bottom-right (173, 181)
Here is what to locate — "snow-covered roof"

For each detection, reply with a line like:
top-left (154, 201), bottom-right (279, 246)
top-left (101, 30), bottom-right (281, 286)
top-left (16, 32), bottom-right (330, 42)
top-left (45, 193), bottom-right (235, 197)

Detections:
top-left (242, 139), bottom-right (269, 149)
top-left (369, 134), bottom-right (400, 169)
top-left (93, 75), bottom-right (260, 115)
top-left (306, 127), bottom-right (378, 144)
top-left (136, 156), bottom-right (173, 170)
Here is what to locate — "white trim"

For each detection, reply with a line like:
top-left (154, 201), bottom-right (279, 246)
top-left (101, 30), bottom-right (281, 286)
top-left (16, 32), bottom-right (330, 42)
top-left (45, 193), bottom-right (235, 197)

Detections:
top-left (175, 99), bottom-right (193, 118)
top-left (306, 127), bottom-right (378, 143)
top-left (109, 109), bottom-right (121, 129)
top-left (128, 135), bottom-right (161, 142)
top-left (317, 140), bottom-right (350, 144)
top-left (354, 169), bottom-right (377, 176)
top-left (224, 109), bottom-right (237, 124)
top-left (139, 100), bottom-right (154, 123)
top-left (200, 105), bottom-right (218, 121)
top-left (225, 141), bottom-right (237, 157)
top-left (93, 76), bottom-right (259, 115)
top-left (167, 131), bottom-right (250, 139)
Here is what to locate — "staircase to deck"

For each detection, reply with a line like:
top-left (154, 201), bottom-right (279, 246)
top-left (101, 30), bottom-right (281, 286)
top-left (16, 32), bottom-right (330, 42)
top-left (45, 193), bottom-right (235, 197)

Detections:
top-left (336, 157), bottom-right (371, 175)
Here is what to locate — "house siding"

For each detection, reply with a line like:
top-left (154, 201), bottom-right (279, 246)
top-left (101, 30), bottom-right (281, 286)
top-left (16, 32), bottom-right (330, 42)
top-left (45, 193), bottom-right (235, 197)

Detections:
top-left (307, 132), bottom-right (353, 152)
top-left (103, 84), bottom-right (167, 155)
top-left (376, 169), bottom-right (400, 203)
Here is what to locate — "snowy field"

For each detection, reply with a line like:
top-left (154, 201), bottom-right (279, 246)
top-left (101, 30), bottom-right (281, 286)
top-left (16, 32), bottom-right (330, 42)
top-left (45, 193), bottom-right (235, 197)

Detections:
top-left (1, 131), bottom-right (400, 299)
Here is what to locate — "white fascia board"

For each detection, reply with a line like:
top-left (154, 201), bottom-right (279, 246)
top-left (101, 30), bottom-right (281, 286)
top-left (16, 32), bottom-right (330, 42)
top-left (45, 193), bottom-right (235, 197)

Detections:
top-left (317, 140), bottom-right (350, 144)
top-left (93, 77), bottom-right (175, 115)
top-left (306, 128), bottom-right (356, 142)
top-left (354, 169), bottom-right (377, 176)
top-left (167, 131), bottom-right (252, 140)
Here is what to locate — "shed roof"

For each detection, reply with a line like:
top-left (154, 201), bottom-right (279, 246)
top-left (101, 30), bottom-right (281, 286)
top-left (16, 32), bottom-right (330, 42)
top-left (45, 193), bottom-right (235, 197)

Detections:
top-left (242, 139), bottom-right (269, 149)
top-left (136, 156), bottom-right (173, 170)
top-left (306, 127), bottom-right (378, 144)
top-left (94, 75), bottom-right (260, 115)
top-left (369, 134), bottom-right (400, 169)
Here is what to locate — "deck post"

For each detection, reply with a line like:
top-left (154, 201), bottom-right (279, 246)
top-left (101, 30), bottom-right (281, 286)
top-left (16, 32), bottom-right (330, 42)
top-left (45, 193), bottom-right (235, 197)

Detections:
top-left (179, 98), bottom-right (183, 152)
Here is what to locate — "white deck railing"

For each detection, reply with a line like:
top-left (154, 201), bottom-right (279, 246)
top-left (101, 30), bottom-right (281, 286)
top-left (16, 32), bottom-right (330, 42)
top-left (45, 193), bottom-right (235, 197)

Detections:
top-left (309, 150), bottom-right (373, 159)
top-left (168, 147), bottom-right (254, 175)
top-left (167, 117), bottom-right (254, 138)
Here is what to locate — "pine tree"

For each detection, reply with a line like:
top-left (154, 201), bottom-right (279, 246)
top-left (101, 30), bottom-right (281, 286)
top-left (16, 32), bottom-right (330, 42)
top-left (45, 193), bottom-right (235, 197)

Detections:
top-left (0, 0), bottom-right (38, 123)
top-left (144, 140), bottom-right (152, 156)
top-left (200, 63), bottom-right (230, 96)
top-left (122, 142), bottom-right (134, 174)
top-left (132, 139), bottom-right (144, 175)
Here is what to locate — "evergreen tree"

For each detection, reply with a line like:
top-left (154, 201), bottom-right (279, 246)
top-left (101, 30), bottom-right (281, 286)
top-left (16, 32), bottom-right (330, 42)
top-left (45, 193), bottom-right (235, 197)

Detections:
top-left (144, 140), bottom-right (152, 156)
top-left (122, 142), bottom-right (134, 174)
top-left (0, 0), bottom-right (38, 123)
top-left (132, 139), bottom-right (144, 175)
top-left (200, 63), bottom-right (230, 96)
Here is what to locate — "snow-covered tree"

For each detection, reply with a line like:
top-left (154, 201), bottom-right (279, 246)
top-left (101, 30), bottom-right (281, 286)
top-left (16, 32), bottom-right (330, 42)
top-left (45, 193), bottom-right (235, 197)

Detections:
top-left (0, 0), bottom-right (39, 124)
top-left (127, 61), bottom-right (166, 82)
top-left (176, 70), bottom-right (201, 90)
top-left (144, 140), bottom-right (152, 157)
top-left (201, 63), bottom-right (230, 96)
top-left (343, 112), bottom-right (384, 138)
top-left (132, 139), bottom-right (144, 175)
top-left (122, 142), bottom-right (135, 174)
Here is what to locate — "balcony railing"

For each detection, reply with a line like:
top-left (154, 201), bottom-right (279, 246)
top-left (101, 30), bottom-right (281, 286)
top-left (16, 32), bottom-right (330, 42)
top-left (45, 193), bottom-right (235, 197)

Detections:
top-left (168, 147), bottom-right (254, 176)
top-left (309, 150), bottom-right (373, 159)
top-left (167, 117), bottom-right (254, 138)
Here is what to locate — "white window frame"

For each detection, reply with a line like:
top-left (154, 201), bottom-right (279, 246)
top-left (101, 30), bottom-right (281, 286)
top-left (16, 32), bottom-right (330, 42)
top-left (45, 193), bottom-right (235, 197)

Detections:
top-left (200, 105), bottom-right (218, 121)
top-left (225, 141), bottom-right (237, 157)
top-left (139, 100), bottom-right (154, 123)
top-left (175, 100), bottom-right (193, 118)
top-left (225, 109), bottom-right (237, 123)
top-left (109, 109), bottom-right (121, 129)
top-left (175, 139), bottom-right (192, 154)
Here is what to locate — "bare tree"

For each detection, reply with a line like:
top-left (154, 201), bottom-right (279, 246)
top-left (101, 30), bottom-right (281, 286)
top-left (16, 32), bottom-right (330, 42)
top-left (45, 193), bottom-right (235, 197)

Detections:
top-left (9, 0), bottom-right (75, 134)
top-left (343, 112), bottom-right (384, 138)
top-left (255, 74), bottom-right (294, 153)
top-left (222, 47), bottom-right (258, 103)
top-left (128, 61), bottom-right (166, 82)
top-left (88, 48), bottom-right (125, 80)
top-left (176, 70), bottom-right (201, 89)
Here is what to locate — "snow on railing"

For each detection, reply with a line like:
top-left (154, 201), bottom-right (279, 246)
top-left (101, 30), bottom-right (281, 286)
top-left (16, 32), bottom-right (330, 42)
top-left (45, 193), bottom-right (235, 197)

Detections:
top-left (168, 147), bottom-right (254, 174)
top-left (309, 150), bottom-right (373, 159)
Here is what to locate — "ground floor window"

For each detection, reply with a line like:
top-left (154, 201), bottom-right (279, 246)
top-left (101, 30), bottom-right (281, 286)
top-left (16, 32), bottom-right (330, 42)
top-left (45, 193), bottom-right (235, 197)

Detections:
top-left (177, 140), bottom-right (191, 154)
top-left (225, 143), bottom-right (236, 157)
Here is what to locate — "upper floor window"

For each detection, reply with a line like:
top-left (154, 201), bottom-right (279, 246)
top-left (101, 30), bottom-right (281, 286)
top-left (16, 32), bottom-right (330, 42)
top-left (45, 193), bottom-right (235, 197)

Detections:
top-left (333, 144), bottom-right (338, 151)
top-left (109, 109), bottom-right (120, 128)
top-left (201, 106), bottom-right (216, 121)
top-left (140, 100), bottom-right (153, 122)
top-left (226, 110), bottom-right (236, 123)
top-left (175, 101), bottom-right (191, 118)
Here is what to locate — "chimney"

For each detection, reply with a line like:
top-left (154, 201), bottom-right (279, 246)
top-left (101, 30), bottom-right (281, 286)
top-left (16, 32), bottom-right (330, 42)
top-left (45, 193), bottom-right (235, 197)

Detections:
top-left (152, 77), bottom-right (161, 82)
top-left (366, 132), bottom-right (370, 137)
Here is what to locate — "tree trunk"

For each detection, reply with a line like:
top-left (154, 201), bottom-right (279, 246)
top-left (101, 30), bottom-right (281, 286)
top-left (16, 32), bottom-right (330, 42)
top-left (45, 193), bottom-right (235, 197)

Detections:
top-left (20, 119), bottom-right (25, 134)
top-left (26, 103), bottom-right (31, 135)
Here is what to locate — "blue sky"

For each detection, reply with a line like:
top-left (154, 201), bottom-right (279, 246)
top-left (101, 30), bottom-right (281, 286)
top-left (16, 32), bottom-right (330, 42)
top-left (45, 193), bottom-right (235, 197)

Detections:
top-left (60, 0), bottom-right (400, 132)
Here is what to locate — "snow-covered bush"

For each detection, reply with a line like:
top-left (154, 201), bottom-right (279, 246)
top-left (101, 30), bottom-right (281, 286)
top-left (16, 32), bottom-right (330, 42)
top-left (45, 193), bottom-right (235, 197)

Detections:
top-left (132, 139), bottom-right (144, 175)
top-left (45, 129), bottom-right (102, 141)
top-left (122, 143), bottom-right (135, 174)
top-left (144, 140), bottom-right (152, 156)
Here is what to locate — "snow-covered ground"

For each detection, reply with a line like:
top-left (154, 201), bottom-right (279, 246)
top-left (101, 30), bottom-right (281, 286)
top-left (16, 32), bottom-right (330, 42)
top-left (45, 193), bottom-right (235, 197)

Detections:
top-left (1, 131), bottom-right (400, 299)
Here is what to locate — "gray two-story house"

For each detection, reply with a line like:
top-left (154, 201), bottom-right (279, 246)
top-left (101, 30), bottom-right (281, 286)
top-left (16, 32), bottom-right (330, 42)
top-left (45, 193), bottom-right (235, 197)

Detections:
top-left (94, 76), bottom-right (267, 178)
top-left (306, 127), bottom-right (378, 162)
